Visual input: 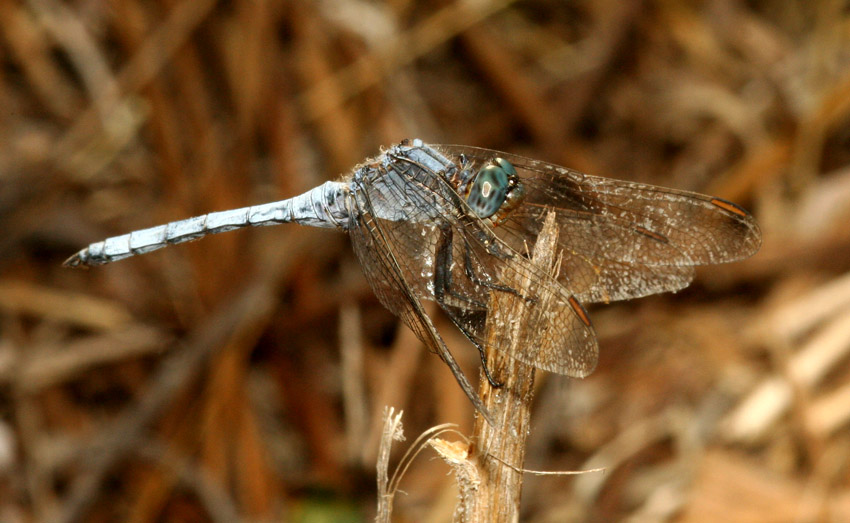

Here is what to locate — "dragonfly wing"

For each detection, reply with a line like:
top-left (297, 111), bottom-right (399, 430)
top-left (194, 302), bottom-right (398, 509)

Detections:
top-left (443, 217), bottom-right (600, 377)
top-left (347, 197), bottom-right (497, 424)
top-left (495, 200), bottom-right (697, 303)
top-left (353, 169), bottom-right (599, 378)
top-left (438, 145), bottom-right (761, 303)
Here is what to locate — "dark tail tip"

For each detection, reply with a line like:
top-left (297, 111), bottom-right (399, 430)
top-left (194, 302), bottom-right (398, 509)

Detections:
top-left (63, 252), bottom-right (86, 268)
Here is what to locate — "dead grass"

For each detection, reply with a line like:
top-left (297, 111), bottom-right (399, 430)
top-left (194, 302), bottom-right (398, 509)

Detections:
top-left (2, 0), bottom-right (850, 520)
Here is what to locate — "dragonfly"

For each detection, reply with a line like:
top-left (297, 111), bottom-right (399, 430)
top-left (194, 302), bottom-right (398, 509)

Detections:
top-left (66, 139), bottom-right (762, 424)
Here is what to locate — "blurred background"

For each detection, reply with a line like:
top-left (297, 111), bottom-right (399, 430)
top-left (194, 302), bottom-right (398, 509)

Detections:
top-left (2, 0), bottom-right (850, 520)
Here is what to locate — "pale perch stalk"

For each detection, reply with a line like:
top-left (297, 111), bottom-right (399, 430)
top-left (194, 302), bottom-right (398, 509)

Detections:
top-left (467, 211), bottom-right (561, 521)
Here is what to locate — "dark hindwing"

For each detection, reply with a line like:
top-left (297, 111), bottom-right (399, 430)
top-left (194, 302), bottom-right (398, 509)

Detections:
top-left (438, 145), bottom-right (762, 304)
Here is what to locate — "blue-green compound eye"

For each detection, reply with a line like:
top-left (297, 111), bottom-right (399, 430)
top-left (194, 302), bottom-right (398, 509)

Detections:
top-left (466, 158), bottom-right (515, 218)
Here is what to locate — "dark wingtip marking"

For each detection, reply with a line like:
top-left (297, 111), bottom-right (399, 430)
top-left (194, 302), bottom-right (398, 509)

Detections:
top-left (633, 226), bottom-right (669, 244)
top-left (568, 296), bottom-right (593, 327)
top-left (711, 198), bottom-right (749, 217)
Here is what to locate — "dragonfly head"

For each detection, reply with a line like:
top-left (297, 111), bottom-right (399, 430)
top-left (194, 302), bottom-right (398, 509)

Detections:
top-left (465, 157), bottom-right (524, 220)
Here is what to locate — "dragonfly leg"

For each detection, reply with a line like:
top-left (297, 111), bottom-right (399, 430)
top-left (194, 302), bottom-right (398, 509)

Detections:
top-left (434, 225), bottom-right (506, 388)
top-left (442, 311), bottom-right (504, 388)
top-left (462, 239), bottom-right (537, 304)
top-left (434, 225), bottom-right (488, 309)
top-left (468, 328), bottom-right (504, 388)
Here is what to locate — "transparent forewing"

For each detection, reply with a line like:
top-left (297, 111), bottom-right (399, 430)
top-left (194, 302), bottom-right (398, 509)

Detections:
top-left (348, 210), bottom-right (436, 347)
top-left (347, 201), bottom-right (499, 423)
top-left (490, 193), bottom-right (696, 304)
top-left (438, 145), bottom-right (761, 303)
top-left (439, 216), bottom-right (599, 376)
top-left (350, 160), bottom-right (598, 377)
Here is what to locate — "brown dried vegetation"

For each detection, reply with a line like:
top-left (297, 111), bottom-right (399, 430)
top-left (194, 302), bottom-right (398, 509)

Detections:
top-left (1, 0), bottom-right (850, 520)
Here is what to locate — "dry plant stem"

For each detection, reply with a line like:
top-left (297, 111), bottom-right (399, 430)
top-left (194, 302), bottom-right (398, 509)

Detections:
top-left (339, 301), bottom-right (368, 464)
top-left (376, 407), bottom-right (404, 523)
top-left (468, 212), bottom-right (560, 522)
